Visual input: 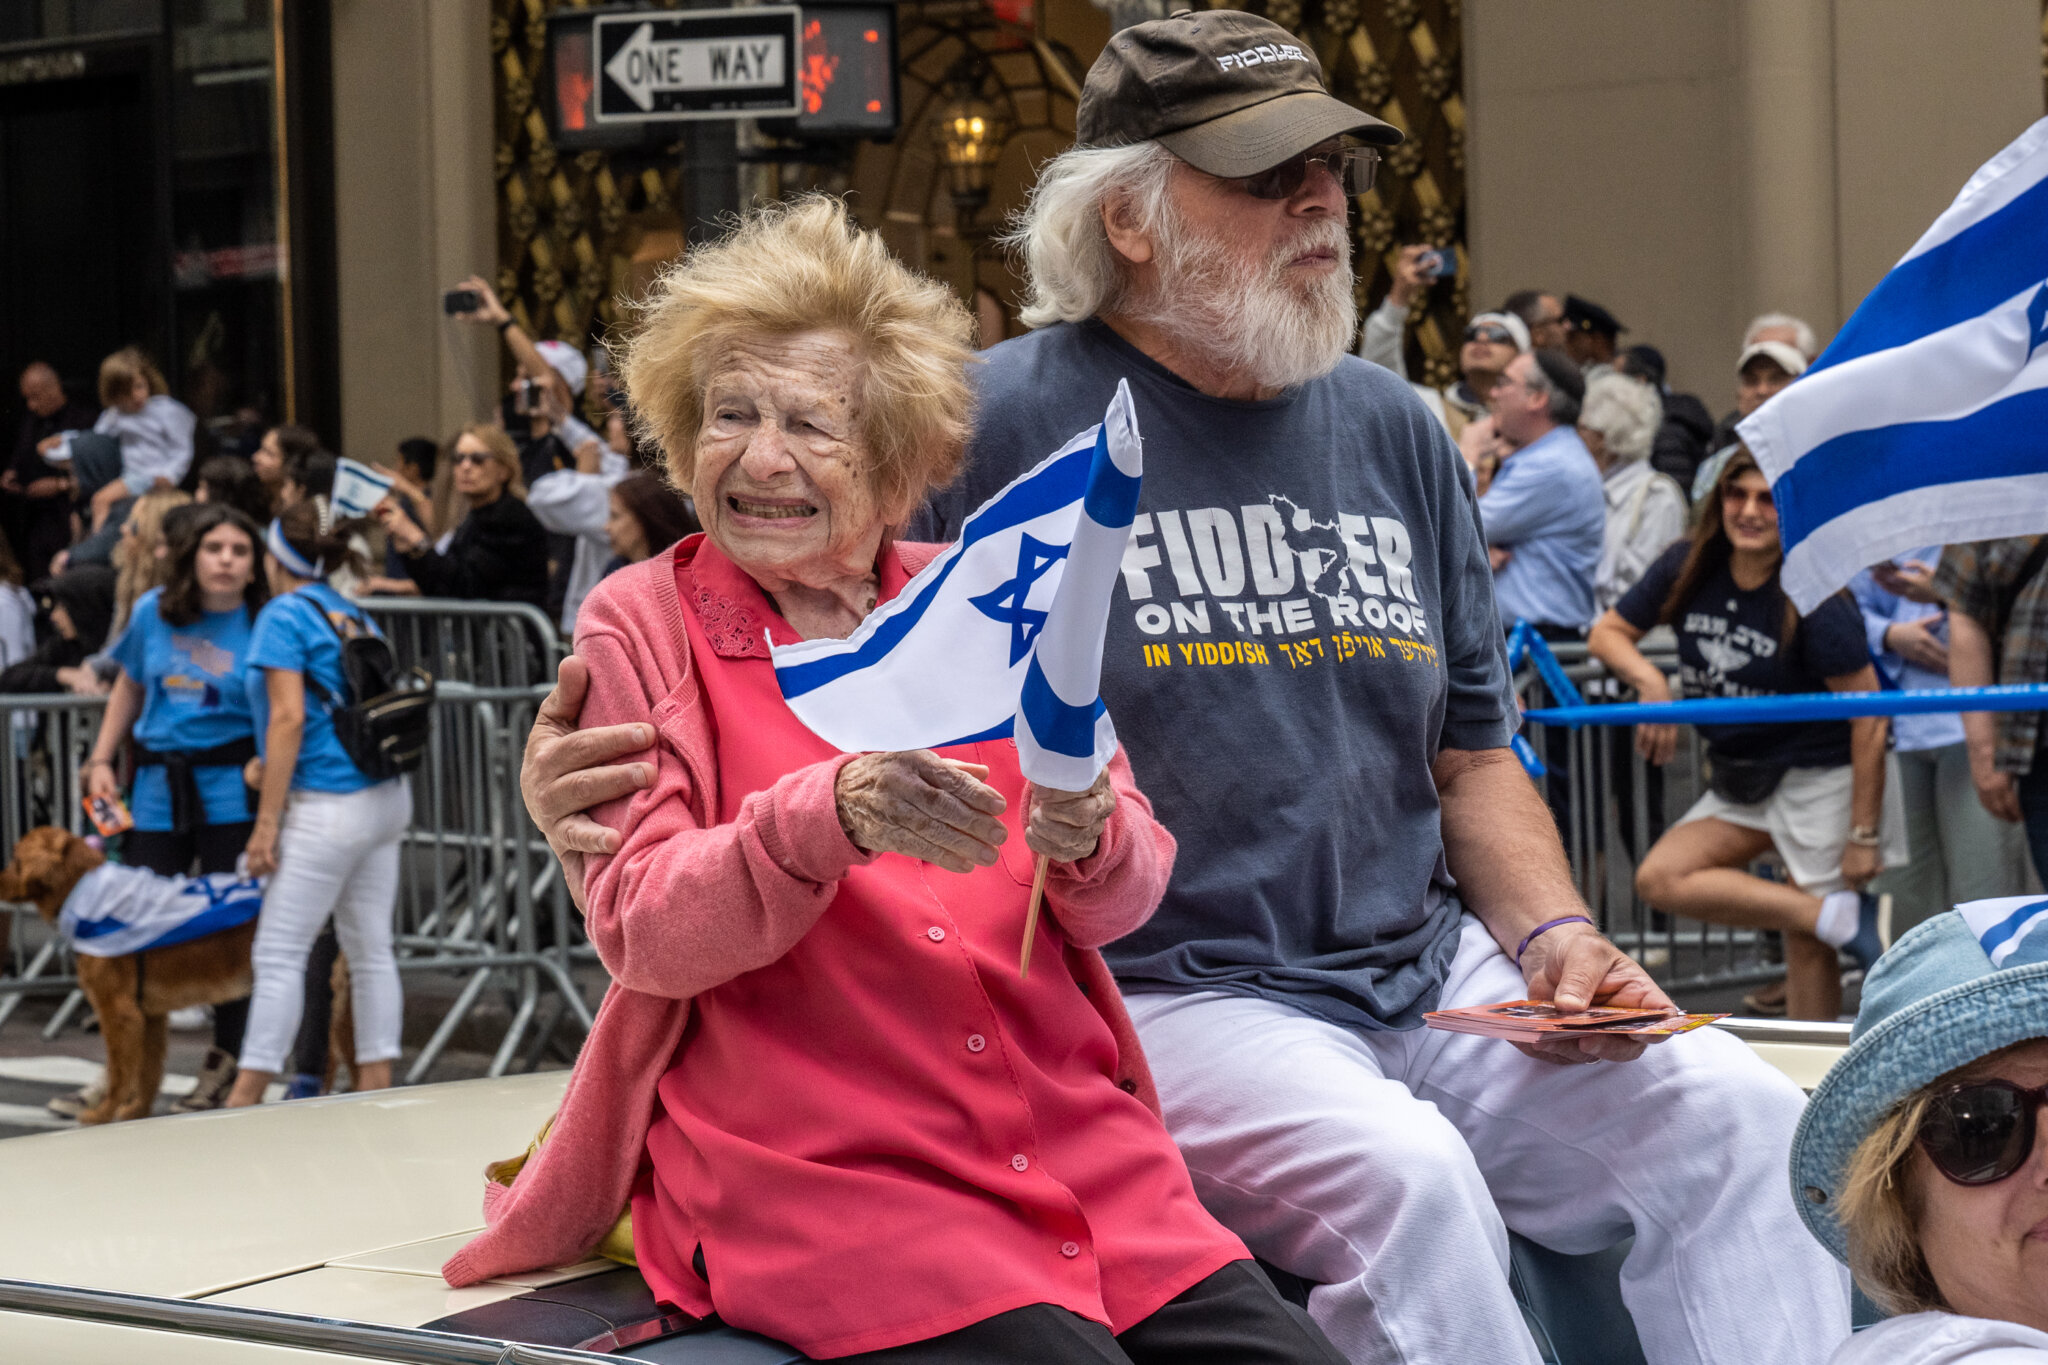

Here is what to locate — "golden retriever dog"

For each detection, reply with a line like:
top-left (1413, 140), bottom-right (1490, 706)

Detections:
top-left (0, 826), bottom-right (255, 1124)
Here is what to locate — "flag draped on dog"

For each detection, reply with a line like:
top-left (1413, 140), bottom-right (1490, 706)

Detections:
top-left (770, 380), bottom-right (1143, 794)
top-left (1741, 117), bottom-right (2048, 611)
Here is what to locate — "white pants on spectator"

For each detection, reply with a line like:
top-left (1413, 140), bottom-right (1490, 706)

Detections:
top-left (1125, 915), bottom-right (1848, 1365)
top-left (240, 780), bottom-right (412, 1075)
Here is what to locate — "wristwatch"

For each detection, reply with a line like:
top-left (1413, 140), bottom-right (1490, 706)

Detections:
top-left (1846, 824), bottom-right (1882, 847)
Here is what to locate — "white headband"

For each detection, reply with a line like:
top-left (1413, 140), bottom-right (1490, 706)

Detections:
top-left (266, 518), bottom-right (322, 580)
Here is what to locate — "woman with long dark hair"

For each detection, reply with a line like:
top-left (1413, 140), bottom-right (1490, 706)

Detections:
top-left (1588, 447), bottom-right (1902, 1020)
top-left (82, 503), bottom-right (270, 1110)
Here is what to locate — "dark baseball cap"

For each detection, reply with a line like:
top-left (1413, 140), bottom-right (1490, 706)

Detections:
top-left (1077, 9), bottom-right (1403, 179)
top-left (1565, 294), bottom-right (1625, 340)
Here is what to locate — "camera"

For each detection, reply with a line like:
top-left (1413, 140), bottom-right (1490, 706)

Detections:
top-left (512, 378), bottom-right (541, 416)
top-left (1418, 248), bottom-right (1457, 281)
top-left (442, 288), bottom-right (482, 316)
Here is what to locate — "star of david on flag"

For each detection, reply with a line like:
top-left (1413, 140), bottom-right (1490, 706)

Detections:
top-left (971, 534), bottom-right (1069, 666)
top-left (770, 380), bottom-right (1143, 794)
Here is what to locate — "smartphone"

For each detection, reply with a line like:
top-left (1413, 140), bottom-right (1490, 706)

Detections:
top-left (83, 793), bottom-right (133, 838)
top-left (1419, 248), bottom-right (1457, 281)
top-left (442, 288), bottom-right (482, 315)
top-left (513, 378), bottom-right (540, 416)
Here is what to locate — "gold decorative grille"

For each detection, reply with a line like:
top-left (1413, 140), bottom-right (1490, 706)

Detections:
top-left (491, 0), bottom-right (1470, 386)
top-left (491, 0), bottom-right (691, 355)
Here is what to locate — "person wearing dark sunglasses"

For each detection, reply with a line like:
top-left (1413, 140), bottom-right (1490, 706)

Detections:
top-left (1793, 902), bottom-right (2048, 1360)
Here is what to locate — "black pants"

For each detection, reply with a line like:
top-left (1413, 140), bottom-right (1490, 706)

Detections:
top-left (123, 821), bottom-right (254, 1056)
top-left (834, 1261), bottom-right (1344, 1364)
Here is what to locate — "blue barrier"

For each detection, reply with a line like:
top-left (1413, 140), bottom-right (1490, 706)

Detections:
top-left (1526, 683), bottom-right (2048, 728)
top-left (1505, 618), bottom-right (2048, 728)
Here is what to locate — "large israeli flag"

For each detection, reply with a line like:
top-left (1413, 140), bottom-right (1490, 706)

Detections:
top-left (1741, 118), bottom-right (2048, 611)
top-left (770, 381), bottom-right (1142, 792)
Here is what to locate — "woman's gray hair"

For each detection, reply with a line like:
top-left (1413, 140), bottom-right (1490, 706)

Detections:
top-left (1002, 141), bottom-right (1179, 329)
top-left (1579, 373), bottom-right (1663, 464)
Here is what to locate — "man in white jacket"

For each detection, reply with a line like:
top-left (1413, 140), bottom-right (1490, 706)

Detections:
top-left (524, 341), bottom-right (629, 636)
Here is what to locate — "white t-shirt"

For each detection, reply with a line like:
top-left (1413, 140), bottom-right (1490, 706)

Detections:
top-left (1832, 1312), bottom-right (2048, 1364)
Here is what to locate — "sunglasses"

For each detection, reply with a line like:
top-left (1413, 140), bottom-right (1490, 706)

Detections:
top-left (1232, 146), bottom-right (1380, 200)
top-left (1465, 324), bottom-right (1515, 346)
top-left (1918, 1078), bottom-right (2048, 1185)
top-left (451, 451), bottom-right (496, 468)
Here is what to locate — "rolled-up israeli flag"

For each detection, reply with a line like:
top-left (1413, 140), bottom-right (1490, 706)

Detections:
top-left (770, 380), bottom-right (1142, 793)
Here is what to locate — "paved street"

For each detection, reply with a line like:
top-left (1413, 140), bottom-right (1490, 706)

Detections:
top-left (0, 966), bottom-right (593, 1140)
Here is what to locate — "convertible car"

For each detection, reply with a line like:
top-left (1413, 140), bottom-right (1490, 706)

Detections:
top-left (0, 1019), bottom-right (1850, 1363)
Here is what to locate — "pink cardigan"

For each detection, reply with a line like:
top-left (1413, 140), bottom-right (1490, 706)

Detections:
top-left (443, 541), bottom-right (1173, 1288)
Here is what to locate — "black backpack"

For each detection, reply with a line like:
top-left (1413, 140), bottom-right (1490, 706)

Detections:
top-left (298, 592), bottom-right (435, 780)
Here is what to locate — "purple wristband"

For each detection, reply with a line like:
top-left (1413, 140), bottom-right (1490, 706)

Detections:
top-left (1515, 915), bottom-right (1594, 967)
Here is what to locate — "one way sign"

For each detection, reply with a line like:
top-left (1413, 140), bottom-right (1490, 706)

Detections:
top-left (593, 9), bottom-right (801, 122)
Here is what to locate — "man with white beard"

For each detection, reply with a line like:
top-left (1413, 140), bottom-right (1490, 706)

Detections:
top-left (906, 12), bottom-right (1848, 1363)
top-left (521, 11), bottom-right (1848, 1361)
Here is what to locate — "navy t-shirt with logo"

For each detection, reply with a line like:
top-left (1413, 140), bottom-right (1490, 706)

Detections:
top-left (1613, 541), bottom-right (1871, 768)
top-left (911, 320), bottom-right (1517, 1033)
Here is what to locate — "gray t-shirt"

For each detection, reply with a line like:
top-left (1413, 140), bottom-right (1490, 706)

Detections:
top-left (912, 321), bottom-right (1518, 1031)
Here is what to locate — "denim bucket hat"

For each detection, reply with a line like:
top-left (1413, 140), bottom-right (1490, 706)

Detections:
top-left (1791, 899), bottom-right (2048, 1261)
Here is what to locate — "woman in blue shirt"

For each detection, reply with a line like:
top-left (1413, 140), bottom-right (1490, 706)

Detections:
top-left (84, 505), bottom-right (268, 1112)
top-left (226, 498), bottom-right (412, 1106)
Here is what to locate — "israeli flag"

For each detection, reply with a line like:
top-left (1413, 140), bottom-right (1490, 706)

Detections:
top-left (771, 381), bottom-right (1142, 792)
top-left (1957, 896), bottom-right (2048, 969)
top-left (1741, 118), bottom-right (2048, 611)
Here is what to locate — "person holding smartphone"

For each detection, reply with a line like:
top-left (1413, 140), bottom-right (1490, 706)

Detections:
top-left (81, 505), bottom-right (270, 1113)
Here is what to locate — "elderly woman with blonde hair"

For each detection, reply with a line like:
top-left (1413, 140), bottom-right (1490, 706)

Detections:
top-left (1579, 371), bottom-right (1686, 613)
top-left (1793, 902), bottom-right (2048, 1361)
top-left (440, 197), bottom-right (1339, 1364)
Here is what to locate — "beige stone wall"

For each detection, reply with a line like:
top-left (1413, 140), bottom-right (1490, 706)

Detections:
top-left (329, 0), bottom-right (497, 464)
top-left (1465, 0), bottom-right (2039, 412)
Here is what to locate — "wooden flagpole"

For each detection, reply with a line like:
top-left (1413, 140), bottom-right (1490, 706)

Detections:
top-left (1020, 852), bottom-right (1050, 977)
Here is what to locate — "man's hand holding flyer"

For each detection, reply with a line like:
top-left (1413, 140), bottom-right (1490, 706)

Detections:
top-left (1426, 1000), bottom-right (1728, 1044)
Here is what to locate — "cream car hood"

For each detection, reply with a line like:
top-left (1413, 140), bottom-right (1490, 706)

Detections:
top-left (0, 1071), bottom-right (569, 1300)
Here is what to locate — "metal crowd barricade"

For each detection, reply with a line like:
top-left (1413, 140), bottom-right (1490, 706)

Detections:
top-left (394, 681), bottom-right (593, 1081)
top-left (0, 694), bottom-right (108, 1033)
top-left (1516, 636), bottom-right (1785, 993)
top-left (364, 597), bottom-right (564, 690)
top-left (0, 670), bottom-right (596, 1082)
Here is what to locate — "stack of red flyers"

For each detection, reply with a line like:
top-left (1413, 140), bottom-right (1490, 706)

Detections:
top-left (1424, 1000), bottom-right (1728, 1042)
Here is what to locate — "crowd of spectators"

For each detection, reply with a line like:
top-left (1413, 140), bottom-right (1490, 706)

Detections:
top-left (3, 322), bottom-right (696, 1116)
top-left (1365, 270), bottom-right (2045, 1021)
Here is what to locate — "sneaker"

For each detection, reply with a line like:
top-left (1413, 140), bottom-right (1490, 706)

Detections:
top-left (1841, 892), bottom-right (1894, 973)
top-left (282, 1072), bottom-right (324, 1100)
top-left (167, 1005), bottom-right (210, 1032)
top-left (46, 1073), bottom-right (105, 1120)
top-left (170, 1046), bottom-right (238, 1113)
top-left (1741, 978), bottom-right (1788, 1017)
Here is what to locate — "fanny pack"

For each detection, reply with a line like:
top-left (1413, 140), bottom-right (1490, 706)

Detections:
top-left (1707, 755), bottom-right (1789, 806)
top-left (133, 736), bottom-right (259, 836)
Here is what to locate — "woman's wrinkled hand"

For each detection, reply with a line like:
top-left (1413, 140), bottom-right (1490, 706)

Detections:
top-left (835, 751), bottom-right (1007, 874)
top-left (1025, 769), bottom-right (1115, 863)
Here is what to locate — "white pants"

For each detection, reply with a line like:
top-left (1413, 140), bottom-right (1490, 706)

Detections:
top-left (240, 781), bottom-right (412, 1075)
top-left (1125, 916), bottom-right (1849, 1365)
